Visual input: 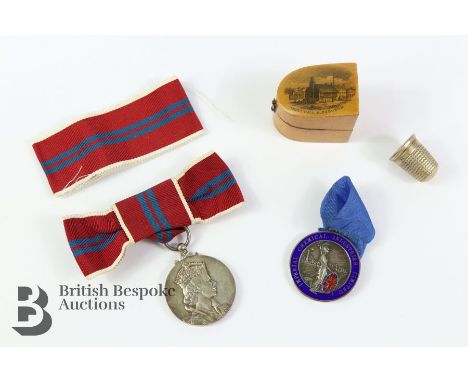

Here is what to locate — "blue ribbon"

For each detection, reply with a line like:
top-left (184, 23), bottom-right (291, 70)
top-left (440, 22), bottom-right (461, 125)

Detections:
top-left (320, 176), bottom-right (375, 257)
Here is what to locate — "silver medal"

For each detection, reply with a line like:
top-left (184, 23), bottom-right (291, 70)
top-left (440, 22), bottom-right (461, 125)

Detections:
top-left (164, 227), bottom-right (236, 325)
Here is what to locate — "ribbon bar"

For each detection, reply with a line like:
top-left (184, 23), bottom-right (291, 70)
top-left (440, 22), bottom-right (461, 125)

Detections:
top-left (33, 78), bottom-right (204, 196)
top-left (63, 152), bottom-right (244, 278)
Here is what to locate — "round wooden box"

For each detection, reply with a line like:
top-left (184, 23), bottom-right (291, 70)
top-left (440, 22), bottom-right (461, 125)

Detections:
top-left (272, 63), bottom-right (359, 142)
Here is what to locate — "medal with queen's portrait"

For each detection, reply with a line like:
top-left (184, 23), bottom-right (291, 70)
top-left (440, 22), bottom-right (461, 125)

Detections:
top-left (289, 176), bottom-right (375, 302)
top-left (164, 227), bottom-right (236, 326)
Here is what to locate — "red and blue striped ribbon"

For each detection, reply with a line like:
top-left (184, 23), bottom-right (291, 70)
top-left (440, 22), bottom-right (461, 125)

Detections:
top-left (63, 152), bottom-right (244, 278)
top-left (33, 78), bottom-right (203, 195)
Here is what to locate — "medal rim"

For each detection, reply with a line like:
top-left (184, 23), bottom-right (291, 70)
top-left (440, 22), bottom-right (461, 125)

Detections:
top-left (289, 231), bottom-right (361, 302)
top-left (165, 253), bottom-right (236, 325)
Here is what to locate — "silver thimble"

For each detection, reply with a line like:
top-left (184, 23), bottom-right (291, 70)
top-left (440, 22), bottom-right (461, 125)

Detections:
top-left (390, 134), bottom-right (438, 181)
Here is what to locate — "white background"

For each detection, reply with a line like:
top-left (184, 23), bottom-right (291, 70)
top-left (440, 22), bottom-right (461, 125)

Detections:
top-left (1, 36), bottom-right (467, 346)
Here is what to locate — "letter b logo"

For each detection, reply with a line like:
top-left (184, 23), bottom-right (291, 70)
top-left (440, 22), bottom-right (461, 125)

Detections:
top-left (12, 286), bottom-right (52, 336)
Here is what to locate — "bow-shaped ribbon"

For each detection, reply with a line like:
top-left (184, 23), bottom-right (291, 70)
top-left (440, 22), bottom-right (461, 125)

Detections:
top-left (64, 152), bottom-right (244, 278)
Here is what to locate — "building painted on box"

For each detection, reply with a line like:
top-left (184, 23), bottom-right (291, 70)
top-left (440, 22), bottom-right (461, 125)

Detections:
top-left (304, 77), bottom-right (355, 103)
